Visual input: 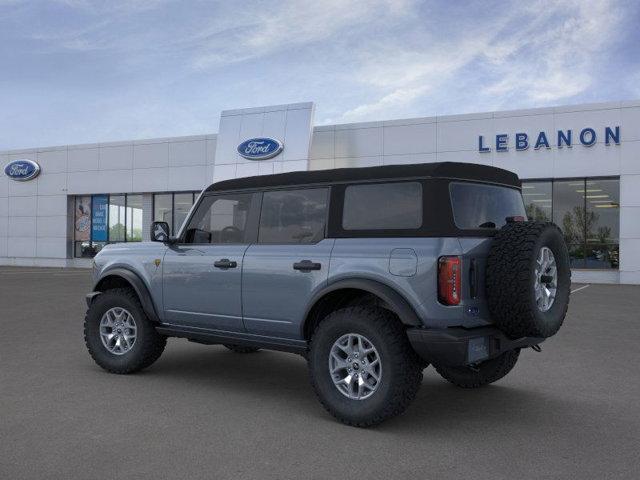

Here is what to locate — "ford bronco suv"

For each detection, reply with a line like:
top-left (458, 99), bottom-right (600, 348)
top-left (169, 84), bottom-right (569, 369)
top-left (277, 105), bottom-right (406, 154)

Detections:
top-left (84, 162), bottom-right (570, 427)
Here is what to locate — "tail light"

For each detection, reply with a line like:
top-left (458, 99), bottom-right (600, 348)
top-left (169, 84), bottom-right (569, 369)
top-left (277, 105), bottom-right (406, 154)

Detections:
top-left (438, 256), bottom-right (461, 305)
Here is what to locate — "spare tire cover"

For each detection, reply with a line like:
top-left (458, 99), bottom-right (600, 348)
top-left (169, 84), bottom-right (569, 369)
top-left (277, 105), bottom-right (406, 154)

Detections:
top-left (486, 221), bottom-right (571, 339)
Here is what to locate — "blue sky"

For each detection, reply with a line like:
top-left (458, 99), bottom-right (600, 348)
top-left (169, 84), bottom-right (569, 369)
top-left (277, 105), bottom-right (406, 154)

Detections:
top-left (1, 0), bottom-right (639, 150)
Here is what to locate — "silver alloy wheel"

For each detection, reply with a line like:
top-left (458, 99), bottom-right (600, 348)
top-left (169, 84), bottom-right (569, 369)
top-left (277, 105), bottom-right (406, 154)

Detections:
top-left (329, 333), bottom-right (382, 400)
top-left (534, 246), bottom-right (558, 312)
top-left (100, 307), bottom-right (137, 355)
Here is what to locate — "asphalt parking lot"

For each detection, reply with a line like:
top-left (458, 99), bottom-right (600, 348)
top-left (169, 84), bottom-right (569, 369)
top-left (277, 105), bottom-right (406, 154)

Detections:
top-left (1, 267), bottom-right (639, 480)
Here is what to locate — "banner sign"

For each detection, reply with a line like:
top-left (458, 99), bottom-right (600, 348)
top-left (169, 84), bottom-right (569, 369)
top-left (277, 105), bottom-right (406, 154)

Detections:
top-left (75, 196), bottom-right (91, 242)
top-left (91, 195), bottom-right (108, 242)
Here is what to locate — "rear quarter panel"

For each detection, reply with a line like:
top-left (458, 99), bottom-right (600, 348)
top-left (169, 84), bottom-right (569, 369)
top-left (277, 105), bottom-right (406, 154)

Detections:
top-left (329, 237), bottom-right (493, 328)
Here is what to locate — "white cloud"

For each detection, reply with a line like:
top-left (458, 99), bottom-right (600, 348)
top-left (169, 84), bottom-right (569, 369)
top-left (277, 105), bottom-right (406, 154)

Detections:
top-left (191, 0), bottom-right (415, 69)
top-left (334, 0), bottom-right (625, 122)
top-left (481, 0), bottom-right (621, 105)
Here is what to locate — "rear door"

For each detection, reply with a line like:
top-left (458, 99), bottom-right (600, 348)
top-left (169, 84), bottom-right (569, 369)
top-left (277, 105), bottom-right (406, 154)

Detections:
top-left (242, 187), bottom-right (333, 339)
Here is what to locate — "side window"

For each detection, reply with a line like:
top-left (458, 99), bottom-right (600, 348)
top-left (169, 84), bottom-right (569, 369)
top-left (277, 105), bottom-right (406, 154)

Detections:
top-left (342, 182), bottom-right (422, 230)
top-left (183, 193), bottom-right (253, 244)
top-left (259, 188), bottom-right (328, 244)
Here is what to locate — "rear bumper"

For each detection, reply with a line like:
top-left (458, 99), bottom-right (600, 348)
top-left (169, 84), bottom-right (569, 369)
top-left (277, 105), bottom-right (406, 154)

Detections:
top-left (406, 326), bottom-right (543, 367)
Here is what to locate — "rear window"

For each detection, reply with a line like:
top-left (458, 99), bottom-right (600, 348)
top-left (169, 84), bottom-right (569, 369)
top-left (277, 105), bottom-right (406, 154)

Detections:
top-left (343, 182), bottom-right (422, 230)
top-left (450, 182), bottom-right (526, 229)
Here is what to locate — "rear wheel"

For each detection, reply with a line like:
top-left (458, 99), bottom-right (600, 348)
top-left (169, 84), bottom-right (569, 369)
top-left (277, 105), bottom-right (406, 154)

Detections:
top-left (434, 349), bottom-right (520, 388)
top-left (223, 344), bottom-right (260, 354)
top-left (84, 288), bottom-right (166, 374)
top-left (308, 306), bottom-right (423, 427)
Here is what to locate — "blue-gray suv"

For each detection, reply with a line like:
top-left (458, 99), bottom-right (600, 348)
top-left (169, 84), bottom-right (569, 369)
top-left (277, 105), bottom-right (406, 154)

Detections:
top-left (84, 162), bottom-right (571, 426)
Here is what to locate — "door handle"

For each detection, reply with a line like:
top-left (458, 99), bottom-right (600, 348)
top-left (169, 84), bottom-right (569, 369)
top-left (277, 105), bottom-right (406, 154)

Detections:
top-left (293, 260), bottom-right (321, 271)
top-left (214, 258), bottom-right (237, 269)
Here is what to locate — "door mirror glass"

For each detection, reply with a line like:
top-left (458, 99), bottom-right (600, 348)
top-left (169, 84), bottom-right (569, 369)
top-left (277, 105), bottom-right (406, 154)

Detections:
top-left (151, 221), bottom-right (170, 242)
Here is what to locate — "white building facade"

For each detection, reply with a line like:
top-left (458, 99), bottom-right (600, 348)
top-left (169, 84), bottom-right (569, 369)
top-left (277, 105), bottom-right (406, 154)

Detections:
top-left (1, 100), bottom-right (639, 284)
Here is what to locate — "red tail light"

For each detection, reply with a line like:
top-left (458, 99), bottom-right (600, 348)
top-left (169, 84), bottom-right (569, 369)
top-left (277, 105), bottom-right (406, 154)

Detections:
top-left (438, 256), bottom-right (461, 305)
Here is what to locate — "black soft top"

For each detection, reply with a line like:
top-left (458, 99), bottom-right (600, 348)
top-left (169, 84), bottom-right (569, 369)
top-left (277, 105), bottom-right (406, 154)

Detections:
top-left (205, 162), bottom-right (520, 193)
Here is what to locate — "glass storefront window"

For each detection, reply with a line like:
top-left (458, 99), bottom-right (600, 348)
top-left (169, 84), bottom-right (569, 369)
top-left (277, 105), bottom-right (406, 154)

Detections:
top-left (154, 193), bottom-right (173, 233)
top-left (554, 179), bottom-right (589, 268)
top-left (109, 195), bottom-right (126, 242)
top-left (585, 179), bottom-right (619, 269)
top-left (522, 181), bottom-right (552, 222)
top-left (523, 177), bottom-right (620, 270)
top-left (126, 194), bottom-right (143, 242)
top-left (174, 193), bottom-right (194, 236)
top-left (152, 191), bottom-right (198, 235)
top-left (74, 192), bottom-right (154, 257)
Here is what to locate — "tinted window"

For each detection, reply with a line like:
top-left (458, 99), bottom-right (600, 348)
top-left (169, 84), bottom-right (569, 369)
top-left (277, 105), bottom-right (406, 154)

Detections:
top-left (450, 182), bottom-right (526, 229)
top-left (259, 188), bottom-right (328, 244)
top-left (184, 194), bottom-right (253, 244)
top-left (342, 182), bottom-right (422, 230)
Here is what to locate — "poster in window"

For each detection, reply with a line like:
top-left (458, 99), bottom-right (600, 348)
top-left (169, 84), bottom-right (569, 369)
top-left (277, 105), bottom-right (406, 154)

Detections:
top-left (91, 195), bottom-right (108, 242)
top-left (75, 196), bottom-right (91, 241)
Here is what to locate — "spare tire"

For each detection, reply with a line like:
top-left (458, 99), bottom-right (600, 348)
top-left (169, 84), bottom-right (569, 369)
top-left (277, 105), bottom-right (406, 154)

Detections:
top-left (486, 221), bottom-right (571, 339)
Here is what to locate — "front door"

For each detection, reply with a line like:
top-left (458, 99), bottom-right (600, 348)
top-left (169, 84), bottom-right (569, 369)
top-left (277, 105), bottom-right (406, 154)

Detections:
top-left (242, 187), bottom-right (333, 339)
top-left (162, 192), bottom-right (257, 332)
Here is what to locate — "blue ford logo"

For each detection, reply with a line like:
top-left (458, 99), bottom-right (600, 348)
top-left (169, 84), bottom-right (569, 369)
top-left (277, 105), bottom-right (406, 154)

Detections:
top-left (4, 159), bottom-right (41, 181)
top-left (237, 137), bottom-right (283, 160)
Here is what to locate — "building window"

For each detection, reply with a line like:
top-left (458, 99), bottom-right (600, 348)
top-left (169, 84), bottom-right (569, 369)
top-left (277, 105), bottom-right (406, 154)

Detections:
top-left (174, 193), bottom-right (194, 236)
top-left (523, 178), bottom-right (619, 270)
top-left (73, 193), bottom-right (147, 258)
top-left (153, 193), bottom-right (173, 233)
top-left (152, 191), bottom-right (198, 236)
top-left (108, 195), bottom-right (126, 242)
top-left (126, 194), bottom-right (143, 242)
top-left (522, 181), bottom-right (552, 222)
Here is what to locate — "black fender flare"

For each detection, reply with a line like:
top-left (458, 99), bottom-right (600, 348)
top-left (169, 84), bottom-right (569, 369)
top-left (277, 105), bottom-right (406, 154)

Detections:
top-left (303, 278), bottom-right (422, 332)
top-left (90, 267), bottom-right (160, 323)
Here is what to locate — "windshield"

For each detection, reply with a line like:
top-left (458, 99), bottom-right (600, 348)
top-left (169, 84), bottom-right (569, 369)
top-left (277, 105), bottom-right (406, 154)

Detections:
top-left (449, 182), bottom-right (526, 229)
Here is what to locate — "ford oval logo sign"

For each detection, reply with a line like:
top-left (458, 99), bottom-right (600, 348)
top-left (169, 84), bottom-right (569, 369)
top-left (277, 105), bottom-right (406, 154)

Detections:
top-left (4, 159), bottom-right (41, 181)
top-left (237, 138), bottom-right (283, 160)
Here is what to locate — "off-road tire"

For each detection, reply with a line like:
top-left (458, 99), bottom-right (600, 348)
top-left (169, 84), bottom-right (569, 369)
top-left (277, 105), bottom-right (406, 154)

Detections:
top-left (84, 288), bottom-right (167, 374)
top-left (486, 221), bottom-right (571, 339)
top-left (223, 344), bottom-right (260, 353)
top-left (434, 349), bottom-right (520, 388)
top-left (308, 306), bottom-right (423, 427)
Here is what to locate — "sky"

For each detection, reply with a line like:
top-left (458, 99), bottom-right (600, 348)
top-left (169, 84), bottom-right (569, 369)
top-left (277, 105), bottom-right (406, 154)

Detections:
top-left (1, 0), bottom-right (639, 150)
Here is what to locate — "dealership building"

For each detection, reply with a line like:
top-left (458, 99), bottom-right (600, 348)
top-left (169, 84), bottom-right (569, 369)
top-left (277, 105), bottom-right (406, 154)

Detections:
top-left (1, 100), bottom-right (639, 284)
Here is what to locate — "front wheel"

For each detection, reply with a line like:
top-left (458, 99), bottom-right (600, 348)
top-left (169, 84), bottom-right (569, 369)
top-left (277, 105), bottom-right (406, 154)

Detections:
top-left (84, 288), bottom-right (167, 374)
top-left (434, 349), bottom-right (520, 388)
top-left (308, 306), bottom-right (423, 427)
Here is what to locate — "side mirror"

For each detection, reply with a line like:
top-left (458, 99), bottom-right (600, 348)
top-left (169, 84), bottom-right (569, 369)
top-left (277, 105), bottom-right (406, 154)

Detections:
top-left (151, 221), bottom-right (170, 242)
